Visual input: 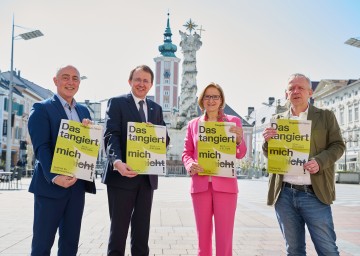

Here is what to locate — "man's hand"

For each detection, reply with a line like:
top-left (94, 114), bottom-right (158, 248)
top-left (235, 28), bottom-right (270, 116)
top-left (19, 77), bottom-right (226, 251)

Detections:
top-left (114, 161), bottom-right (138, 178)
top-left (303, 159), bottom-right (320, 174)
top-left (53, 175), bottom-right (77, 188)
top-left (81, 118), bottom-right (93, 126)
top-left (263, 127), bottom-right (277, 142)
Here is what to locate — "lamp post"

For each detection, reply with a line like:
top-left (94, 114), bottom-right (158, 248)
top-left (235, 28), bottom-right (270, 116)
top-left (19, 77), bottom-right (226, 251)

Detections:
top-left (5, 16), bottom-right (43, 172)
top-left (245, 107), bottom-right (257, 177)
top-left (343, 135), bottom-right (358, 172)
top-left (0, 92), bottom-right (6, 161)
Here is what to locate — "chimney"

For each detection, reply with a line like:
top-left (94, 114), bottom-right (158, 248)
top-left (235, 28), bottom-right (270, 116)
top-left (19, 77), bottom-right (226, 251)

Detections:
top-left (248, 107), bottom-right (254, 117)
top-left (268, 97), bottom-right (275, 106)
top-left (17, 70), bottom-right (21, 77)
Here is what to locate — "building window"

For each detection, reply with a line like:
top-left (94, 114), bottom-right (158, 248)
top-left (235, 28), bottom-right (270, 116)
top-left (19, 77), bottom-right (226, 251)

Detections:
top-left (15, 127), bottom-right (22, 140)
top-left (340, 109), bottom-right (344, 125)
top-left (164, 61), bottom-right (170, 69)
top-left (4, 98), bottom-right (8, 111)
top-left (164, 90), bottom-right (170, 96)
top-left (3, 120), bottom-right (7, 136)
top-left (348, 107), bottom-right (353, 123)
top-left (355, 104), bottom-right (359, 122)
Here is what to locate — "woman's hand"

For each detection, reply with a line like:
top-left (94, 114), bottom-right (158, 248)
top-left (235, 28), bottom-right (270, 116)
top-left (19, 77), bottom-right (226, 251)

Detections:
top-left (230, 126), bottom-right (243, 145)
top-left (188, 163), bottom-right (204, 176)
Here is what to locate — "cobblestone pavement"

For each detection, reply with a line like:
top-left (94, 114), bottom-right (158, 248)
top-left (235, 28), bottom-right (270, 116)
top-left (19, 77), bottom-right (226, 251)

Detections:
top-left (0, 177), bottom-right (359, 255)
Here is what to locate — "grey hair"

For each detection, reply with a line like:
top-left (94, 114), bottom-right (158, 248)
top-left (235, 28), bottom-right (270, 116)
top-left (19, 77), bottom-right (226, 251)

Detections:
top-left (56, 65), bottom-right (80, 78)
top-left (287, 73), bottom-right (312, 89)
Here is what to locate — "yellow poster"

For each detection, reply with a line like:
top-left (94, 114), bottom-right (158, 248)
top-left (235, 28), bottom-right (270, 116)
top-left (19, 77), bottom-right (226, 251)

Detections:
top-left (268, 119), bottom-right (311, 175)
top-left (126, 122), bottom-right (167, 175)
top-left (198, 121), bottom-right (236, 178)
top-left (50, 119), bottom-right (102, 181)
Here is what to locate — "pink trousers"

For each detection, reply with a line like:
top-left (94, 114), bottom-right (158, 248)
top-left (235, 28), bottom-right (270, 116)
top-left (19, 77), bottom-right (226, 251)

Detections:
top-left (191, 183), bottom-right (237, 256)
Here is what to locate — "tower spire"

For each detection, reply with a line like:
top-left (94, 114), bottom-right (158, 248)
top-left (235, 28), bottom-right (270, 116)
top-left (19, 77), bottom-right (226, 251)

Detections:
top-left (158, 13), bottom-right (177, 57)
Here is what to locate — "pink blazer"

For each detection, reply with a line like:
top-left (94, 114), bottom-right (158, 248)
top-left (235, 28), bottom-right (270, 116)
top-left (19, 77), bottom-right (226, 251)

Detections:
top-left (182, 114), bottom-right (247, 194)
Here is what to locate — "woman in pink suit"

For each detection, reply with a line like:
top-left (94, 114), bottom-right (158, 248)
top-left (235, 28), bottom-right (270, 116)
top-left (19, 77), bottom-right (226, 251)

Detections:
top-left (182, 82), bottom-right (247, 256)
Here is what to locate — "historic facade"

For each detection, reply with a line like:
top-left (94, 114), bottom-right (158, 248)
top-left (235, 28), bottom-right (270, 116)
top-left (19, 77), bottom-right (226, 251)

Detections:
top-left (153, 13), bottom-right (181, 126)
top-left (313, 79), bottom-right (360, 171)
top-left (0, 71), bottom-right (53, 169)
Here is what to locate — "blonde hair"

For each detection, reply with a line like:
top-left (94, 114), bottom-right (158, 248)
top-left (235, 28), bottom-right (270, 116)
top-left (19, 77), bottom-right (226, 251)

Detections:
top-left (198, 82), bottom-right (226, 111)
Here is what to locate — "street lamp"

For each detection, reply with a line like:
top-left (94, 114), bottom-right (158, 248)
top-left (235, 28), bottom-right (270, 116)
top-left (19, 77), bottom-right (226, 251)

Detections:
top-left (245, 107), bottom-right (257, 177)
top-left (345, 37), bottom-right (360, 48)
top-left (5, 16), bottom-right (43, 172)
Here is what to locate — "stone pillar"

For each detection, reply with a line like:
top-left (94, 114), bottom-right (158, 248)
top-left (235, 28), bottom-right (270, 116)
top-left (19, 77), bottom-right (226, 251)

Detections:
top-left (176, 30), bottom-right (202, 129)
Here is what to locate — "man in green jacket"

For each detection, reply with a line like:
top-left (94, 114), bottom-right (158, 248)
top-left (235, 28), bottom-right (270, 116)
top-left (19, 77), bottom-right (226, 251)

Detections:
top-left (262, 73), bottom-right (345, 256)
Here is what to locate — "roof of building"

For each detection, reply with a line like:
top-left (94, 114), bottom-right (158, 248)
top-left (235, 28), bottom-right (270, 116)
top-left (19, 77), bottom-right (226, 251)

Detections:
top-left (0, 71), bottom-right (54, 99)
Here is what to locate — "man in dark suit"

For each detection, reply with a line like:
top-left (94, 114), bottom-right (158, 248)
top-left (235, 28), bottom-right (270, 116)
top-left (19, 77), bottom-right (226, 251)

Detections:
top-left (102, 65), bottom-right (169, 256)
top-left (28, 65), bottom-right (96, 256)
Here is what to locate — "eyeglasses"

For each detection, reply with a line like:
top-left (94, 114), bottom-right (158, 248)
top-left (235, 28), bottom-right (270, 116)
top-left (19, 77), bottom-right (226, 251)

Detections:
top-left (203, 95), bottom-right (221, 101)
top-left (133, 78), bottom-right (150, 85)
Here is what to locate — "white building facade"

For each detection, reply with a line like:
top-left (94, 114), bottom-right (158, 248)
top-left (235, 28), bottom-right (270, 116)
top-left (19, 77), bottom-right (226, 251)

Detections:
top-left (313, 79), bottom-right (360, 172)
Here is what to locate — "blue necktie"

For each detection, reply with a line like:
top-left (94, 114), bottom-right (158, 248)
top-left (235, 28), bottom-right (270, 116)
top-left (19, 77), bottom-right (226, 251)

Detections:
top-left (138, 100), bottom-right (146, 122)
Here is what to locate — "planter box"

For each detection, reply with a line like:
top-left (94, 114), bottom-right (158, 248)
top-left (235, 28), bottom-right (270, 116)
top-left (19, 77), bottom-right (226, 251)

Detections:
top-left (337, 172), bottom-right (360, 184)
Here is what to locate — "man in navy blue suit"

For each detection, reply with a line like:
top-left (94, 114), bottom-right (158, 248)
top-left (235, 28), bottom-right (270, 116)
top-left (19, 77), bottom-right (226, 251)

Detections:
top-left (28, 65), bottom-right (96, 256)
top-left (102, 65), bottom-right (170, 256)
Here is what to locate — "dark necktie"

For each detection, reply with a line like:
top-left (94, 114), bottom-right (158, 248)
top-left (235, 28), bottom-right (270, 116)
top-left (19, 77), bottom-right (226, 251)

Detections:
top-left (66, 104), bottom-right (73, 120)
top-left (138, 100), bottom-right (146, 122)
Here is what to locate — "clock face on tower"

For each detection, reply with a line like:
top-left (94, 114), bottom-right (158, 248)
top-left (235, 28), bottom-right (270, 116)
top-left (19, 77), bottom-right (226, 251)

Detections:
top-left (164, 70), bottom-right (171, 79)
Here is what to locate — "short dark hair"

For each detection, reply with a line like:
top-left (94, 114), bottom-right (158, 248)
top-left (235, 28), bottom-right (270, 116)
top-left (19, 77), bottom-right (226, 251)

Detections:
top-left (128, 65), bottom-right (154, 84)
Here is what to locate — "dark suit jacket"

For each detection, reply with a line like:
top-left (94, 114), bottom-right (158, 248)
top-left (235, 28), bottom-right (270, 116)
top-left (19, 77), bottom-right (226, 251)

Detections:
top-left (102, 93), bottom-right (170, 190)
top-left (28, 95), bottom-right (96, 198)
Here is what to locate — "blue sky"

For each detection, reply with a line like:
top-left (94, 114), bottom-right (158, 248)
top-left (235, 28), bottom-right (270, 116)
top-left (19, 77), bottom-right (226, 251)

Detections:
top-left (0, 0), bottom-right (359, 117)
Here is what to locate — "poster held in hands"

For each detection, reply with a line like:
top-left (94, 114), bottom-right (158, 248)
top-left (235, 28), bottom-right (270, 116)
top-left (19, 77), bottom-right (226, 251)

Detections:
top-left (197, 121), bottom-right (237, 178)
top-left (126, 122), bottom-right (167, 175)
top-left (50, 119), bottom-right (102, 181)
top-left (267, 119), bottom-right (311, 175)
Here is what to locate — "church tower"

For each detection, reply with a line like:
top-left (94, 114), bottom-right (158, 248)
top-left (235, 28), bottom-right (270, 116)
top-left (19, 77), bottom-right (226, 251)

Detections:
top-left (154, 13), bottom-right (180, 126)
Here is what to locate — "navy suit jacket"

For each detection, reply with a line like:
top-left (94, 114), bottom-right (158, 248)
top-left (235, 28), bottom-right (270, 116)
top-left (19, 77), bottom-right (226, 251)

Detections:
top-left (28, 95), bottom-right (96, 198)
top-left (102, 93), bottom-right (170, 190)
